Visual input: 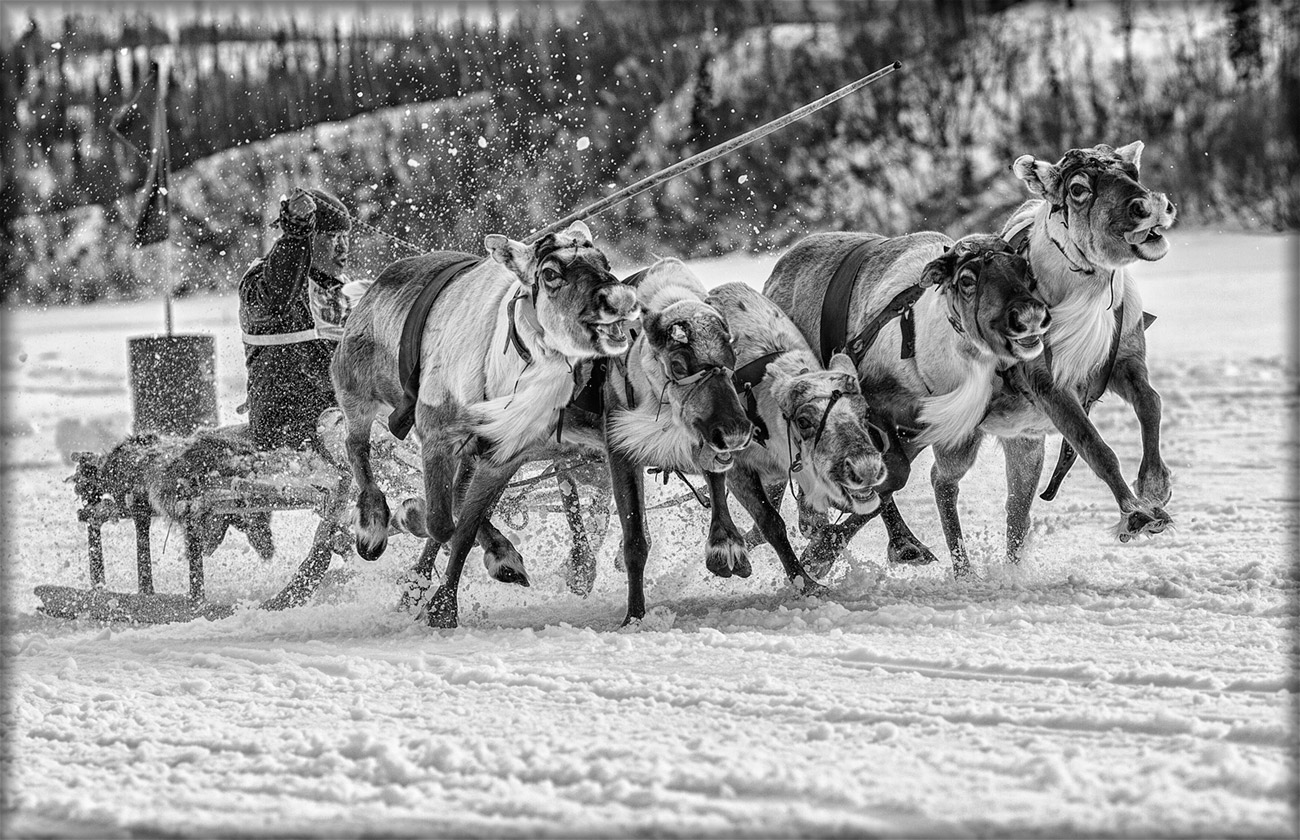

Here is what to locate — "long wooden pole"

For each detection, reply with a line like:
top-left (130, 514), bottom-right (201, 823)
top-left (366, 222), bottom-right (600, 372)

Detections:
top-left (524, 61), bottom-right (901, 245)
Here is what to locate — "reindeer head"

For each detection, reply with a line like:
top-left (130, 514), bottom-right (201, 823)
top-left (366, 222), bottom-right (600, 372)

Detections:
top-left (1012, 142), bottom-right (1177, 268)
top-left (921, 234), bottom-right (1049, 364)
top-left (484, 221), bottom-right (640, 358)
top-left (773, 353), bottom-right (888, 515)
top-left (642, 300), bottom-right (754, 473)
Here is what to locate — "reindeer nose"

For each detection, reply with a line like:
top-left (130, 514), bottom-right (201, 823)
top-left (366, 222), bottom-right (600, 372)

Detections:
top-left (1162, 195), bottom-right (1176, 216)
top-left (1009, 299), bottom-right (1048, 332)
top-left (1129, 197), bottom-right (1152, 221)
top-left (843, 455), bottom-right (885, 488)
top-left (710, 422), bottom-right (753, 452)
top-left (602, 283), bottom-right (638, 317)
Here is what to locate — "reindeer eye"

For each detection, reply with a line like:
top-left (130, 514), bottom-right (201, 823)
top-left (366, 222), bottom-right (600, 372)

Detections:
top-left (669, 359), bottom-right (689, 379)
top-left (1069, 182), bottom-right (1091, 200)
top-left (795, 415), bottom-right (812, 432)
top-left (542, 267), bottom-right (563, 286)
top-left (958, 270), bottom-right (977, 290)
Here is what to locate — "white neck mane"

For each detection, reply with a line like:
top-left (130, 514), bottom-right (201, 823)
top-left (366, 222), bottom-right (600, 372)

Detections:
top-left (909, 290), bottom-right (997, 448)
top-left (472, 283), bottom-right (583, 463)
top-left (1023, 204), bottom-right (1128, 390)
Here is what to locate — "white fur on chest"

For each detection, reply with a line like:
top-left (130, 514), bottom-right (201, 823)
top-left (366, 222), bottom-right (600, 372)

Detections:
top-left (608, 403), bottom-right (697, 472)
top-left (1042, 284), bottom-right (1120, 391)
top-left (470, 295), bottom-right (580, 462)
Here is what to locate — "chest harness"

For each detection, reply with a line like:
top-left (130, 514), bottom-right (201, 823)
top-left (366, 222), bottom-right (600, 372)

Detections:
top-left (388, 254), bottom-right (626, 446)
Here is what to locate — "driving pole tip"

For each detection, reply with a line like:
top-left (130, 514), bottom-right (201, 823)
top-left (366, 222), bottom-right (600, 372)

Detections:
top-left (892, 60), bottom-right (903, 70)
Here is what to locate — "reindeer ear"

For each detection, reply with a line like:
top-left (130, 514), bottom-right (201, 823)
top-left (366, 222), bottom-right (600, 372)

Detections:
top-left (1115, 140), bottom-right (1144, 172)
top-left (1012, 154), bottom-right (1063, 204)
top-left (827, 352), bottom-right (858, 378)
top-left (485, 234), bottom-right (534, 284)
top-left (920, 248), bottom-right (958, 288)
top-left (564, 220), bottom-right (593, 244)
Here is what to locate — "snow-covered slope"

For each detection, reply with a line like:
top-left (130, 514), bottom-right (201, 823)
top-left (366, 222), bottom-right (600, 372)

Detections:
top-left (3, 231), bottom-right (1295, 837)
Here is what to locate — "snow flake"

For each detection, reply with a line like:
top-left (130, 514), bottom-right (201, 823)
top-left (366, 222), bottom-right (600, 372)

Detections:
top-left (575, 136), bottom-right (590, 151)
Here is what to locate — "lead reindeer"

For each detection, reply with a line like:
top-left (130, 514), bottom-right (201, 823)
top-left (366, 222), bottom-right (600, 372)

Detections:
top-left (332, 221), bottom-right (641, 625)
top-left (775, 141), bottom-right (1176, 575)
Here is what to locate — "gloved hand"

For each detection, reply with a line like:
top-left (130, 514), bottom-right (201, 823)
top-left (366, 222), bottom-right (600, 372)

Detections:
top-left (276, 189), bottom-right (317, 237)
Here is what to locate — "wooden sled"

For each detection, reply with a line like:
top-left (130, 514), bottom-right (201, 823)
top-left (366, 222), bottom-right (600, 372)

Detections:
top-left (35, 424), bottom-right (351, 624)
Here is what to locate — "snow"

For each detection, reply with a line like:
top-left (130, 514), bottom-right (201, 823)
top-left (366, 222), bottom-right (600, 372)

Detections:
top-left (3, 230), bottom-right (1296, 837)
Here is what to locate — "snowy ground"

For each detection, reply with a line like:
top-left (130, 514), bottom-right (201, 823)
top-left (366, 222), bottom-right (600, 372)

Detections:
top-left (3, 231), bottom-right (1296, 837)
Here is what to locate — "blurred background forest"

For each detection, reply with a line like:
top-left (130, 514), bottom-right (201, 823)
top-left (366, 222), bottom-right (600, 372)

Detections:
top-left (3, 0), bottom-right (1297, 306)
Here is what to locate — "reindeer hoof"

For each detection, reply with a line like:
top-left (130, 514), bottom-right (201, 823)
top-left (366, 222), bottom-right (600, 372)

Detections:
top-left (355, 534), bottom-right (387, 562)
top-left (423, 585), bottom-right (459, 629)
top-left (1117, 506), bottom-right (1173, 541)
top-left (887, 538), bottom-right (938, 566)
top-left (352, 494), bottom-right (390, 561)
top-left (706, 534), bottom-right (750, 579)
top-left (484, 548), bottom-right (530, 588)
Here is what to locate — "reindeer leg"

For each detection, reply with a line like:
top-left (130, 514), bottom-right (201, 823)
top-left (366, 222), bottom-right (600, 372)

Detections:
top-left (607, 448), bottom-right (649, 625)
top-left (931, 435), bottom-right (983, 576)
top-left (801, 511), bottom-right (877, 578)
top-left (704, 471), bottom-right (751, 579)
top-left (414, 401), bottom-right (459, 545)
top-left (339, 394), bottom-right (389, 561)
top-left (878, 496), bottom-right (939, 567)
top-left (741, 482), bottom-right (784, 547)
top-left (558, 469), bottom-right (597, 597)
top-left (1109, 354), bottom-right (1171, 506)
top-left (452, 455), bottom-right (529, 588)
top-left (399, 538), bottom-right (443, 612)
top-left (1026, 371), bottom-right (1171, 540)
top-left (423, 459), bottom-right (515, 629)
top-left (1004, 435), bottom-right (1045, 564)
top-left (728, 467), bottom-right (823, 594)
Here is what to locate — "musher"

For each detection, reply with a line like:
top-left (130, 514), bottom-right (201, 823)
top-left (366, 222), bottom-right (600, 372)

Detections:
top-left (239, 187), bottom-right (354, 451)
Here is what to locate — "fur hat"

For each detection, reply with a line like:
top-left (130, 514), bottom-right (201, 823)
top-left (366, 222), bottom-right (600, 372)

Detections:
top-left (307, 188), bottom-right (352, 233)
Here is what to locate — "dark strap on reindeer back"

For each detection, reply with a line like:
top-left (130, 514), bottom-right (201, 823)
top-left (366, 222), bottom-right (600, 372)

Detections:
top-left (388, 254), bottom-right (482, 440)
top-left (820, 239), bottom-right (925, 368)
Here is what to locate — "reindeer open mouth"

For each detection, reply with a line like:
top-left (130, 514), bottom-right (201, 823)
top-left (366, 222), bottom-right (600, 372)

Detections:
top-left (839, 485), bottom-right (880, 514)
top-left (1126, 224), bottom-right (1169, 261)
top-left (587, 317), bottom-right (635, 350)
top-left (1004, 330), bottom-right (1048, 361)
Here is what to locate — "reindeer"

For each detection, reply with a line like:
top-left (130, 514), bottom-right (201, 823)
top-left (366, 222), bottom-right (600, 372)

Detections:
top-left (418, 258), bottom-right (757, 625)
top-left (765, 232), bottom-right (1049, 575)
top-left (699, 281), bottom-right (897, 591)
top-left (331, 221), bottom-right (641, 626)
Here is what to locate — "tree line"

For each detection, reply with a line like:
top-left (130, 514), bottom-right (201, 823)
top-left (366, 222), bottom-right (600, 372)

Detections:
top-left (3, 0), bottom-right (1294, 305)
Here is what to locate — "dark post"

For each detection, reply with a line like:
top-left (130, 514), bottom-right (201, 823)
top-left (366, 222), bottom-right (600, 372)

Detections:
top-left (128, 334), bottom-right (219, 435)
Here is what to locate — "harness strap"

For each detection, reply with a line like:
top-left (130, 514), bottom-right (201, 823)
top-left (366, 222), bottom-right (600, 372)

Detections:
top-left (568, 358), bottom-right (609, 418)
top-left (730, 350), bottom-right (784, 447)
top-left (388, 254), bottom-right (482, 440)
top-left (504, 294), bottom-right (537, 366)
top-left (241, 328), bottom-right (321, 346)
